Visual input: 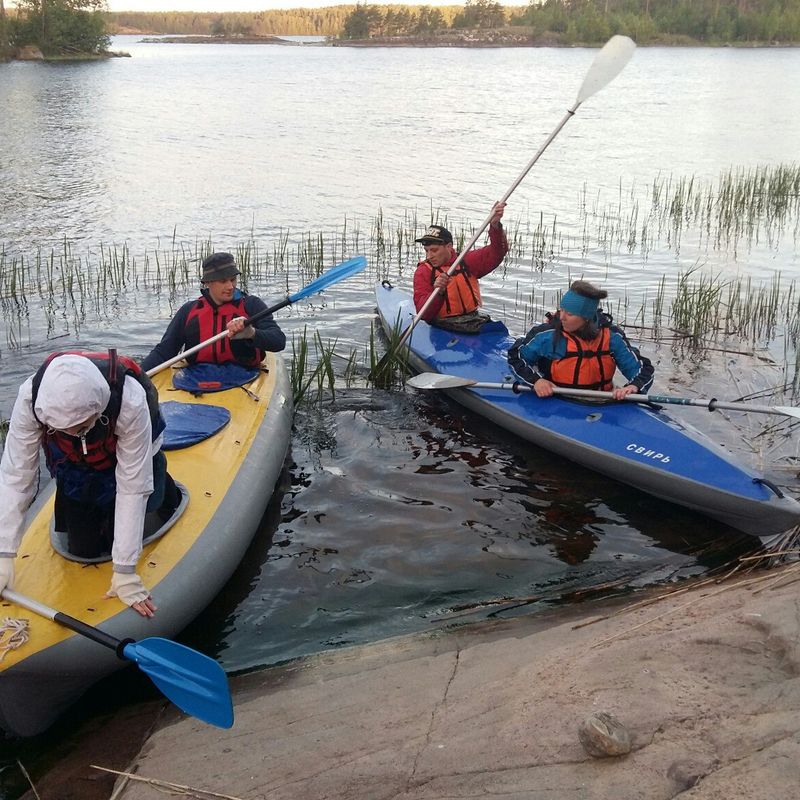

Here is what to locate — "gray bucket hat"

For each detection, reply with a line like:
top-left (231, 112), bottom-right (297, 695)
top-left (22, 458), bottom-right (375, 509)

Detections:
top-left (201, 252), bottom-right (241, 283)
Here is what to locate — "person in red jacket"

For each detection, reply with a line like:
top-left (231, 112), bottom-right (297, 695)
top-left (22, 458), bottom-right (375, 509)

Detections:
top-left (412, 201), bottom-right (508, 334)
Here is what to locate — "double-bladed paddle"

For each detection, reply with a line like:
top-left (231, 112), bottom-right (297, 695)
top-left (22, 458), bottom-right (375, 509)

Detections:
top-left (146, 254), bottom-right (368, 377)
top-left (1, 588), bottom-right (234, 729)
top-left (407, 372), bottom-right (800, 420)
top-left (394, 35), bottom-right (636, 351)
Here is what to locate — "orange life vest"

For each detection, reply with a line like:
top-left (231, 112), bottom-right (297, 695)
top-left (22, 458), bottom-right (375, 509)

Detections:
top-left (549, 328), bottom-right (616, 390)
top-left (426, 262), bottom-right (482, 318)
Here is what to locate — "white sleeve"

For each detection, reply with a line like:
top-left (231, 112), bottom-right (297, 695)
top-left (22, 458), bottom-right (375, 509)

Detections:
top-left (0, 378), bottom-right (44, 556)
top-left (111, 377), bottom-right (154, 572)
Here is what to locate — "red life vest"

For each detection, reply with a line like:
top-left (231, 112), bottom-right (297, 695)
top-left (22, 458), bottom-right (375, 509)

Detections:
top-left (184, 294), bottom-right (265, 366)
top-left (31, 350), bottom-right (164, 477)
top-left (425, 261), bottom-right (482, 318)
top-left (549, 328), bottom-right (616, 391)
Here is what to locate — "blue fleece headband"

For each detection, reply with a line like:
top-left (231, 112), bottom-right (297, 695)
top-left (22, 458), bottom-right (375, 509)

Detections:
top-left (560, 289), bottom-right (599, 320)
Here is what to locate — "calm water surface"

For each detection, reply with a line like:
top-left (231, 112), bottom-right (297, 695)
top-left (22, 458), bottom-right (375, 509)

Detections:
top-left (1, 40), bottom-right (799, 782)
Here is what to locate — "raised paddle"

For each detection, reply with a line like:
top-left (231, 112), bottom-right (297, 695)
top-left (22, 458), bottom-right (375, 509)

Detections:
top-left (406, 372), bottom-right (800, 420)
top-left (395, 35), bottom-right (636, 350)
top-left (1, 588), bottom-right (234, 729)
top-left (146, 254), bottom-right (368, 377)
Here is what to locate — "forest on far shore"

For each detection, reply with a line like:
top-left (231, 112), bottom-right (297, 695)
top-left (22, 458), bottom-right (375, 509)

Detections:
top-left (3, 0), bottom-right (800, 61)
top-left (105, 0), bottom-right (800, 43)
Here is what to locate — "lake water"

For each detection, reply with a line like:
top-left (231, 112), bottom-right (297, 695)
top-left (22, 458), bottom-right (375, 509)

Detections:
top-left (1, 36), bottom-right (800, 782)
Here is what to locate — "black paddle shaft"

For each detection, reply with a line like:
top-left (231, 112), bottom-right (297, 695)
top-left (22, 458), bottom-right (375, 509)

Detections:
top-left (242, 296), bottom-right (292, 329)
top-left (53, 611), bottom-right (133, 659)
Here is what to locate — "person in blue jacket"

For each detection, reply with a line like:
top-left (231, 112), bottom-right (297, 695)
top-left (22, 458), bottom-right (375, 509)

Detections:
top-left (508, 280), bottom-right (654, 400)
top-left (141, 252), bottom-right (285, 373)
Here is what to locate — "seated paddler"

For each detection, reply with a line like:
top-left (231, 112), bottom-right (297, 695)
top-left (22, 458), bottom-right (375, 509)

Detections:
top-left (0, 351), bottom-right (180, 618)
top-left (412, 202), bottom-right (508, 334)
top-left (141, 251), bottom-right (286, 373)
top-left (508, 280), bottom-right (655, 400)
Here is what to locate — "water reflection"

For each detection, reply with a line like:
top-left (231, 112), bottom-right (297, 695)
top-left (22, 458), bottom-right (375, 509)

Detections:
top-left (4, 43), bottom-right (800, 255)
top-left (181, 389), bottom-right (754, 676)
top-left (1, 63), bottom-right (113, 246)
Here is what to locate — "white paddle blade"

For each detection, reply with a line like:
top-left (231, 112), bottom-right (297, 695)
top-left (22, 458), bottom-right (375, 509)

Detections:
top-left (575, 35), bottom-right (636, 106)
top-left (407, 373), bottom-right (476, 390)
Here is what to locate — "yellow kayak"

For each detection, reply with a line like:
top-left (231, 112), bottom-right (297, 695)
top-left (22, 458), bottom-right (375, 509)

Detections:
top-left (0, 354), bottom-right (292, 737)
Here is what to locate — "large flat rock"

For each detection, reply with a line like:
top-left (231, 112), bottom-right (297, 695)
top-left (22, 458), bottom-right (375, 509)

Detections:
top-left (108, 566), bottom-right (800, 800)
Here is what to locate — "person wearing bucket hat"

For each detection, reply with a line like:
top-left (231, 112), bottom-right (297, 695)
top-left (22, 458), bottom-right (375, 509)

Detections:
top-left (412, 201), bottom-right (508, 334)
top-left (0, 351), bottom-right (181, 618)
top-left (508, 280), bottom-right (654, 400)
top-left (141, 252), bottom-right (285, 373)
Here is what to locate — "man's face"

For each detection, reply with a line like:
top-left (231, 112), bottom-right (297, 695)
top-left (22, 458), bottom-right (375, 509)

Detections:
top-left (423, 242), bottom-right (453, 268)
top-left (205, 276), bottom-right (237, 305)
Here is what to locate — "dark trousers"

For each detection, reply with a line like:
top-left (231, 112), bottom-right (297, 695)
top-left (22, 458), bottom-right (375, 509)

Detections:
top-left (431, 311), bottom-right (491, 334)
top-left (56, 451), bottom-right (179, 558)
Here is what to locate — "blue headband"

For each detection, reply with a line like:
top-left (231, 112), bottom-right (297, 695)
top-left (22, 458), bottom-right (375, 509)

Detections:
top-left (560, 289), bottom-right (599, 320)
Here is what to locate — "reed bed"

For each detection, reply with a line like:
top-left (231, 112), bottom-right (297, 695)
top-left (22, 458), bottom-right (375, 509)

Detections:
top-left (2, 162), bottom-right (799, 406)
top-left (367, 317), bottom-right (410, 391)
top-left (3, 255), bottom-right (799, 406)
top-left (2, 162), bottom-right (798, 311)
top-left (289, 326), bottom-right (340, 406)
top-left (555, 163), bottom-right (800, 263)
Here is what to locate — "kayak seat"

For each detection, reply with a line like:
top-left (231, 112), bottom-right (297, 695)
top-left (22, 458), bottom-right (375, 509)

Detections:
top-left (49, 480), bottom-right (190, 564)
top-left (172, 362), bottom-right (261, 394)
top-left (161, 401), bottom-right (231, 450)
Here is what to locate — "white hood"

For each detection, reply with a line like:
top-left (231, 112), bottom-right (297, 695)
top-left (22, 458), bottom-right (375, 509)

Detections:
top-left (34, 355), bottom-right (111, 431)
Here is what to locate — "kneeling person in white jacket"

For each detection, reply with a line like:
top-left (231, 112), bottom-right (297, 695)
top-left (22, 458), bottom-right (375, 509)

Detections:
top-left (0, 351), bottom-right (178, 618)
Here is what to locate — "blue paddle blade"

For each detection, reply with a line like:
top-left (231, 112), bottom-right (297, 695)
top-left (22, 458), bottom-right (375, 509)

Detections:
top-left (288, 255), bottom-right (367, 303)
top-left (123, 637), bottom-right (234, 729)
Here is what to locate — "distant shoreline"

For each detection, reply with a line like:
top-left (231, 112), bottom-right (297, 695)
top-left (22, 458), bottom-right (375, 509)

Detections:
top-left (2, 46), bottom-right (130, 62)
top-left (129, 32), bottom-right (800, 48)
top-left (138, 34), bottom-right (304, 45)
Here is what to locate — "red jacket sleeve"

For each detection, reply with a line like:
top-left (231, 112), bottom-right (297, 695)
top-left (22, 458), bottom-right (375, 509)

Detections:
top-left (463, 224), bottom-right (509, 278)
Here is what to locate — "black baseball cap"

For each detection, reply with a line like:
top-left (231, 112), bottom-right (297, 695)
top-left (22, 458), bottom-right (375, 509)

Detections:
top-left (415, 225), bottom-right (453, 246)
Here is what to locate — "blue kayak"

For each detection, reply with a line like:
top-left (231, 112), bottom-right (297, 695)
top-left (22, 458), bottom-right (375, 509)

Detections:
top-left (376, 283), bottom-right (800, 537)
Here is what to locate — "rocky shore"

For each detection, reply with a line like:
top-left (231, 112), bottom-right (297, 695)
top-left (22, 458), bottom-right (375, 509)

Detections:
top-left (138, 35), bottom-right (300, 45)
top-left (1, 46), bottom-right (129, 61)
top-left (333, 30), bottom-right (541, 47)
top-left (17, 561), bottom-right (800, 799)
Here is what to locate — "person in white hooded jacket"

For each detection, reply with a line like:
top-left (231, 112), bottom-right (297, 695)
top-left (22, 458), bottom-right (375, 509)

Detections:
top-left (0, 352), bottom-right (176, 618)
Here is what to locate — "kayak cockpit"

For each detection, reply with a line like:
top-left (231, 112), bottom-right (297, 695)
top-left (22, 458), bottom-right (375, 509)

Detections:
top-left (48, 394), bottom-right (231, 563)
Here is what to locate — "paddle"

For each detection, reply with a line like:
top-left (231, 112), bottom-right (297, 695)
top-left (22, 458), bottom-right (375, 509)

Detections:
top-left (1, 588), bottom-right (234, 729)
top-left (146, 254), bottom-right (368, 377)
top-left (395, 34), bottom-right (636, 350)
top-left (407, 372), bottom-right (800, 420)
